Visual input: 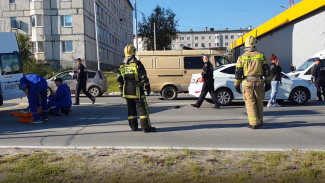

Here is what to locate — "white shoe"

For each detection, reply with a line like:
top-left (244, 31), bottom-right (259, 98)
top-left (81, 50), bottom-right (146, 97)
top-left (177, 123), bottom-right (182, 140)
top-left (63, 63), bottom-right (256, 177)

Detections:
top-left (273, 103), bottom-right (282, 107)
top-left (31, 120), bottom-right (43, 124)
top-left (267, 103), bottom-right (274, 108)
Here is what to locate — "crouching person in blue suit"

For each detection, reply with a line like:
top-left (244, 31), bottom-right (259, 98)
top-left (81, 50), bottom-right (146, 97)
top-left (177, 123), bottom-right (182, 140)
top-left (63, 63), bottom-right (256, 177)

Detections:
top-left (20, 74), bottom-right (48, 123)
top-left (48, 78), bottom-right (72, 116)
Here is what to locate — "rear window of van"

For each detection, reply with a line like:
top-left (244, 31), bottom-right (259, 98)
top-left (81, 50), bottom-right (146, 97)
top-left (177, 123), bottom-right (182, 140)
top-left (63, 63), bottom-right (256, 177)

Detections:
top-left (184, 57), bottom-right (204, 69)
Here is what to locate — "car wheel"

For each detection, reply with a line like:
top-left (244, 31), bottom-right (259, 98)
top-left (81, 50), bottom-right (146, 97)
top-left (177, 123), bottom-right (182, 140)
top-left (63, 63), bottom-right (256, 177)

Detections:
top-left (89, 86), bottom-right (101, 97)
top-left (216, 88), bottom-right (233, 106)
top-left (0, 94), bottom-right (3, 106)
top-left (47, 87), bottom-right (53, 97)
top-left (289, 87), bottom-right (308, 105)
top-left (161, 86), bottom-right (178, 100)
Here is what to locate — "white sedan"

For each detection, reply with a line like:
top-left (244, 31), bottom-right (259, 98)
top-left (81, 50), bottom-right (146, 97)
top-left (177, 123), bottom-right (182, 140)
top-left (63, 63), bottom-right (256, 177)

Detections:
top-left (188, 63), bottom-right (316, 106)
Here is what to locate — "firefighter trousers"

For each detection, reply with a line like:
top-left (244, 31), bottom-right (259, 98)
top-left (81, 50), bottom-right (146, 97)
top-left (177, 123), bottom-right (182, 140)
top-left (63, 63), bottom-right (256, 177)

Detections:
top-left (126, 97), bottom-right (152, 130)
top-left (242, 80), bottom-right (265, 126)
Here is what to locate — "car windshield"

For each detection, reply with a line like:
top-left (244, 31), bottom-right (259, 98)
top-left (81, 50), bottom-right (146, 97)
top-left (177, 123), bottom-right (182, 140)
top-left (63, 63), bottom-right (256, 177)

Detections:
top-left (296, 58), bottom-right (317, 71)
top-left (0, 53), bottom-right (23, 75)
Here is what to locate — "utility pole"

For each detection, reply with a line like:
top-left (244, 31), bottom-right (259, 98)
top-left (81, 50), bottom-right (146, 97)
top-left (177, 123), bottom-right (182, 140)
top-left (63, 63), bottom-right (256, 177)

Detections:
top-left (134, 0), bottom-right (138, 51)
top-left (154, 22), bottom-right (156, 51)
top-left (94, 0), bottom-right (100, 70)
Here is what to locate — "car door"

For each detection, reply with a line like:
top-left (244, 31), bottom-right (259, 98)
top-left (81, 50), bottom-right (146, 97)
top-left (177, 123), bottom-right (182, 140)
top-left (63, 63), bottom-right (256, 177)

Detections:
top-left (218, 65), bottom-right (240, 98)
top-left (265, 73), bottom-right (292, 100)
top-left (182, 56), bottom-right (204, 91)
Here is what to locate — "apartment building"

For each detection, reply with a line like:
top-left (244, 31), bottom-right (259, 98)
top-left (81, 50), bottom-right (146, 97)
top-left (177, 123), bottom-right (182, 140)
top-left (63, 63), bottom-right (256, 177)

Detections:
top-left (172, 27), bottom-right (251, 52)
top-left (0, 0), bottom-right (133, 70)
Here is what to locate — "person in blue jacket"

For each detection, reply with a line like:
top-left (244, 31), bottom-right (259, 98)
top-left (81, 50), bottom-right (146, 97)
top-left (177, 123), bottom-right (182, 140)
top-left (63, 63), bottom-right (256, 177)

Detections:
top-left (20, 74), bottom-right (48, 123)
top-left (48, 78), bottom-right (72, 116)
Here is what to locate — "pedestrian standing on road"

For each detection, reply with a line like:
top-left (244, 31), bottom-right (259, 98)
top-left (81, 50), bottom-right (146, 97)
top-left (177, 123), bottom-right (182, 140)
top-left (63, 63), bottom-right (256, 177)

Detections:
top-left (312, 58), bottom-right (325, 101)
top-left (48, 78), bottom-right (72, 116)
top-left (72, 58), bottom-right (95, 105)
top-left (191, 54), bottom-right (220, 109)
top-left (234, 36), bottom-right (271, 129)
top-left (20, 74), bottom-right (48, 123)
top-left (117, 44), bottom-right (156, 133)
top-left (267, 53), bottom-right (282, 107)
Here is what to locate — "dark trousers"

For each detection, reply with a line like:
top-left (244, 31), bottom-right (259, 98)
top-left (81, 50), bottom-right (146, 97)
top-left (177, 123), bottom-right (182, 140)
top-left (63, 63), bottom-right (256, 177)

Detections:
top-left (126, 97), bottom-right (151, 130)
top-left (28, 82), bottom-right (48, 121)
top-left (196, 81), bottom-right (219, 107)
top-left (75, 81), bottom-right (93, 103)
top-left (315, 77), bottom-right (325, 100)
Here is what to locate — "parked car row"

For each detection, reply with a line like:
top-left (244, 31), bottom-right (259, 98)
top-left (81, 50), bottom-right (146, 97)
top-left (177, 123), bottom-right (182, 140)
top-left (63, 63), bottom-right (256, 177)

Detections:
top-left (47, 70), bottom-right (108, 97)
top-left (188, 63), bottom-right (317, 105)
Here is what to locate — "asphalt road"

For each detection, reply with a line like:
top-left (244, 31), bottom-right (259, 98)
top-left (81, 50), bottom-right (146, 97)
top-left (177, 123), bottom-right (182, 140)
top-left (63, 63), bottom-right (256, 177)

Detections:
top-left (1, 94), bottom-right (325, 150)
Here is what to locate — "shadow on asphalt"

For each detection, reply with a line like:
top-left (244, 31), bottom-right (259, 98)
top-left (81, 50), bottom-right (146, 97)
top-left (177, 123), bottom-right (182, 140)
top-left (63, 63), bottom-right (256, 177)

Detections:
top-left (155, 120), bottom-right (325, 133)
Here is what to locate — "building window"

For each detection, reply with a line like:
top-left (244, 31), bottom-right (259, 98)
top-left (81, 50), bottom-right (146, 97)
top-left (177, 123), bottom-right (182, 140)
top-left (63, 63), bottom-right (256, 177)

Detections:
top-left (62, 41), bottom-right (73, 53)
top-left (209, 36), bottom-right (211, 39)
top-left (209, 43), bottom-right (211, 47)
top-left (201, 36), bottom-right (205, 40)
top-left (187, 44), bottom-right (191, 47)
top-left (216, 43), bottom-right (220, 47)
top-left (10, 17), bottom-right (19, 29)
top-left (225, 35), bottom-right (228, 39)
top-left (187, 37), bottom-right (191, 41)
top-left (195, 36), bottom-right (198, 40)
top-left (31, 15), bottom-right (43, 27)
top-left (225, 42), bottom-right (229, 46)
top-left (180, 37), bottom-right (184, 40)
top-left (61, 15), bottom-right (72, 27)
top-left (32, 41), bottom-right (44, 53)
top-left (195, 43), bottom-right (198, 47)
top-left (30, 0), bottom-right (42, 2)
top-left (180, 44), bottom-right (184, 47)
top-left (201, 43), bottom-right (205, 48)
top-left (231, 35), bottom-right (234, 39)
top-left (10, 0), bottom-right (15, 3)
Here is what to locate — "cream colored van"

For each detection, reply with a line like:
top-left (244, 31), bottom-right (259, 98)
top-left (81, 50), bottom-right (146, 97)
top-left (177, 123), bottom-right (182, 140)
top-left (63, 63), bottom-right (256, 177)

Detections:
top-left (137, 49), bottom-right (232, 100)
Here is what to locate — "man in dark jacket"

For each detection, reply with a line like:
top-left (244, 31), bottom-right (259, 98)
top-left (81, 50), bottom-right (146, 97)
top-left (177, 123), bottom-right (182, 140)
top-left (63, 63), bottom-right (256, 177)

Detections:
top-left (48, 78), bottom-right (72, 116)
top-left (191, 55), bottom-right (220, 109)
top-left (267, 53), bottom-right (282, 107)
top-left (117, 44), bottom-right (156, 133)
top-left (73, 58), bottom-right (95, 105)
top-left (312, 58), bottom-right (325, 101)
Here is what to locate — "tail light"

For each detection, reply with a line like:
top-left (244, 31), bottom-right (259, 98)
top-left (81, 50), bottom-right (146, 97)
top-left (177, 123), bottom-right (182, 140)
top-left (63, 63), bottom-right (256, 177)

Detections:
top-left (98, 71), bottom-right (103, 80)
top-left (196, 77), bottom-right (204, 83)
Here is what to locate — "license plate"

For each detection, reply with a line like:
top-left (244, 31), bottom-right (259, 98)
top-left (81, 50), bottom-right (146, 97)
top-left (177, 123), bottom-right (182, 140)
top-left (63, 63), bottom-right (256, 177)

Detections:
top-left (5, 84), bottom-right (17, 90)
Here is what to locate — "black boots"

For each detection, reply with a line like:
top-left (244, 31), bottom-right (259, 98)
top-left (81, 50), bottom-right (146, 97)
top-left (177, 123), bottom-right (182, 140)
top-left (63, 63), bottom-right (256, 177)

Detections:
top-left (191, 104), bottom-right (199, 108)
top-left (143, 127), bottom-right (156, 133)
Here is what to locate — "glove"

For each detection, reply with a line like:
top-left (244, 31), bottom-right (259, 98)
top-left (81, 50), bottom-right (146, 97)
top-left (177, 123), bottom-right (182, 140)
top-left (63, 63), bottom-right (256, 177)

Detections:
top-left (265, 83), bottom-right (271, 92)
top-left (145, 84), bottom-right (151, 96)
top-left (234, 79), bottom-right (241, 94)
top-left (311, 76), bottom-right (315, 83)
top-left (235, 85), bottom-right (241, 94)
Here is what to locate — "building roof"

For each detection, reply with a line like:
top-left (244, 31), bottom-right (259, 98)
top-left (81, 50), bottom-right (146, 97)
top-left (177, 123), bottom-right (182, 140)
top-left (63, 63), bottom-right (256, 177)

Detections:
top-left (126, 0), bottom-right (134, 10)
top-left (230, 0), bottom-right (325, 50)
top-left (179, 29), bottom-right (249, 34)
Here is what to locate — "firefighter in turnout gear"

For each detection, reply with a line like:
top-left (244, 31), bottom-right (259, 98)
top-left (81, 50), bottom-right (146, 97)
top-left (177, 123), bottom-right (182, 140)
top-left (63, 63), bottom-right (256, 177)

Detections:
top-left (234, 36), bottom-right (271, 129)
top-left (117, 44), bottom-right (156, 133)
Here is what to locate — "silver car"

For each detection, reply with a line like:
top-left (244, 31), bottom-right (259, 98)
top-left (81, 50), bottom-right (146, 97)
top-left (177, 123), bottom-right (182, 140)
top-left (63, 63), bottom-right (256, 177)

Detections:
top-left (47, 70), bottom-right (108, 97)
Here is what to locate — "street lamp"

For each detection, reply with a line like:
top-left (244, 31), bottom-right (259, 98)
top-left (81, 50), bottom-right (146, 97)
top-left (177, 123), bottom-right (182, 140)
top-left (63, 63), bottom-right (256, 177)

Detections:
top-left (94, 0), bottom-right (100, 70)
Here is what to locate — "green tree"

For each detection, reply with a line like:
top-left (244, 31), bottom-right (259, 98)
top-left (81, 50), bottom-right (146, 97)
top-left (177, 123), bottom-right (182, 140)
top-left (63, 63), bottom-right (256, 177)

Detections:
top-left (16, 32), bottom-right (53, 77)
top-left (16, 32), bottom-right (32, 62)
top-left (138, 5), bottom-right (178, 50)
